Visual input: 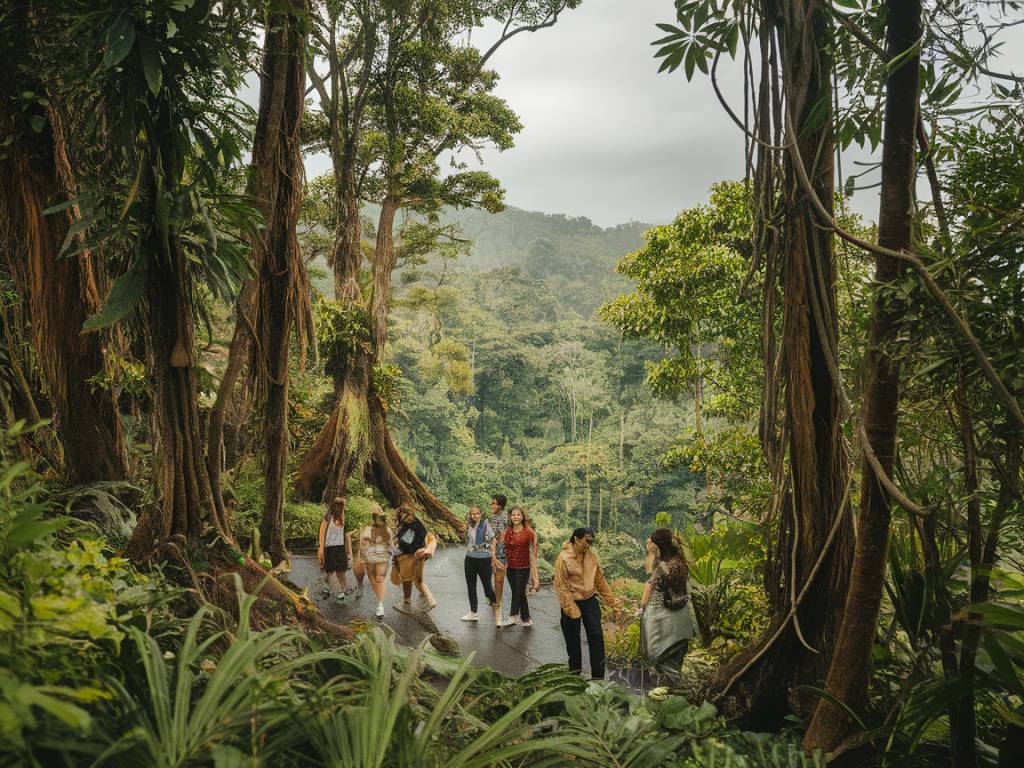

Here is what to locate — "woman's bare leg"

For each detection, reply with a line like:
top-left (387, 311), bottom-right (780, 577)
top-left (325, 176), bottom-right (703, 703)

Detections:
top-left (370, 563), bottom-right (387, 602)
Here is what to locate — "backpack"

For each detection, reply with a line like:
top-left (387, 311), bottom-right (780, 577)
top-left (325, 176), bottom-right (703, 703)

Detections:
top-left (656, 562), bottom-right (690, 611)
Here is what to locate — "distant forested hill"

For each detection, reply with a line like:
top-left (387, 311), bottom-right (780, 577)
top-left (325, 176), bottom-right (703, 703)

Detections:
top-left (379, 204), bottom-right (699, 541)
top-left (442, 207), bottom-right (652, 316)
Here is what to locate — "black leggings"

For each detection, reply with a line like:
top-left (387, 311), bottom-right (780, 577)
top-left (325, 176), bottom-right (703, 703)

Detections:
top-left (463, 556), bottom-right (496, 612)
top-left (507, 567), bottom-right (532, 621)
top-left (560, 595), bottom-right (605, 679)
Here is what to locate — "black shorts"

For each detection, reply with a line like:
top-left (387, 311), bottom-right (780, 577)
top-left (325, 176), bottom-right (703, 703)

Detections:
top-left (324, 545), bottom-right (348, 573)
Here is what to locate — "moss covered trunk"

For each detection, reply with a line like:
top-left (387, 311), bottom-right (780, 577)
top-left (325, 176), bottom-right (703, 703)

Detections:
top-left (295, 198), bottom-right (462, 540)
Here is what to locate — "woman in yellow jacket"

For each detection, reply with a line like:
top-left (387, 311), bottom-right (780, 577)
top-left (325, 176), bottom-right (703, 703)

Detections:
top-left (553, 526), bottom-right (620, 680)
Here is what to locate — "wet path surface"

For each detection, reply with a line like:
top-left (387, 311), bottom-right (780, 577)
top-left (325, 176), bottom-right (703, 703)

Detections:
top-left (290, 546), bottom-right (586, 678)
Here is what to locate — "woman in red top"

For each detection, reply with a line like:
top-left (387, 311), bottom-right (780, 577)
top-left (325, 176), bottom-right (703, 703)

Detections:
top-left (500, 507), bottom-right (539, 627)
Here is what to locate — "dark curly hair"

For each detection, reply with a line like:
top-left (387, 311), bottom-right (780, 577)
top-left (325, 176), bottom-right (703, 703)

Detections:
top-left (650, 528), bottom-right (688, 595)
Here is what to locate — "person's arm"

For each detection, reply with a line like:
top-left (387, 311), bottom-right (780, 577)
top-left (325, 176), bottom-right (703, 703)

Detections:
top-left (594, 559), bottom-right (619, 611)
top-left (415, 525), bottom-right (436, 559)
top-left (640, 580), bottom-right (654, 610)
top-left (529, 531), bottom-right (540, 592)
top-left (491, 530), bottom-right (506, 572)
top-left (317, 519), bottom-right (327, 569)
top-left (554, 556), bottom-right (580, 619)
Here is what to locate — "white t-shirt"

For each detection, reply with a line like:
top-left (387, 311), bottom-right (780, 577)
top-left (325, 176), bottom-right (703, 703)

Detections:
top-left (324, 517), bottom-right (345, 547)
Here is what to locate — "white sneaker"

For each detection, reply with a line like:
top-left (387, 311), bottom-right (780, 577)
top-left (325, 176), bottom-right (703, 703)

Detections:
top-left (375, 603), bottom-right (384, 619)
top-left (461, 612), bottom-right (479, 622)
top-left (418, 597), bottom-right (438, 612)
top-left (520, 619), bottom-right (534, 628)
top-left (336, 592), bottom-right (346, 603)
top-left (500, 615), bottom-right (520, 627)
top-left (354, 585), bottom-right (364, 599)
top-left (319, 585), bottom-right (331, 598)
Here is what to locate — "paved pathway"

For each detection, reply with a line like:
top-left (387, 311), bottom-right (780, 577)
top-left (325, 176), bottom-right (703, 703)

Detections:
top-left (290, 546), bottom-right (584, 677)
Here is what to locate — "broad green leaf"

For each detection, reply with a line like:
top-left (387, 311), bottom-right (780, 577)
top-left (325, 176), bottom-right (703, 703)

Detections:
top-left (102, 13), bottom-right (136, 69)
top-left (42, 198), bottom-right (77, 216)
top-left (20, 687), bottom-right (91, 732)
top-left (983, 633), bottom-right (1024, 695)
top-left (726, 23), bottom-right (740, 58)
top-left (139, 43), bottom-right (162, 96)
top-left (965, 602), bottom-right (1024, 630)
top-left (7, 517), bottom-right (67, 549)
top-left (82, 256), bottom-right (147, 331)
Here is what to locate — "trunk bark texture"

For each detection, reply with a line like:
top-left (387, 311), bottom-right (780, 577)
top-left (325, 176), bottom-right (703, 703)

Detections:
top-left (294, 126), bottom-right (460, 539)
top-left (250, 0), bottom-right (311, 564)
top-left (0, 92), bottom-right (126, 483)
top-left (126, 105), bottom-right (232, 560)
top-left (711, 0), bottom-right (853, 727)
top-left (206, 279), bottom-right (254, 523)
top-left (804, 0), bottom-right (922, 751)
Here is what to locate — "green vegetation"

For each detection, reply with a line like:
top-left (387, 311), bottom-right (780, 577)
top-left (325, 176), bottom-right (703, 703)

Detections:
top-left (1, 0), bottom-right (1023, 765)
top-left (1, 432), bottom-right (819, 765)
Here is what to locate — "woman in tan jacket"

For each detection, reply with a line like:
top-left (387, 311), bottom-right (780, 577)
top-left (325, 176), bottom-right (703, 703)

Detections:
top-left (554, 526), bottom-right (620, 680)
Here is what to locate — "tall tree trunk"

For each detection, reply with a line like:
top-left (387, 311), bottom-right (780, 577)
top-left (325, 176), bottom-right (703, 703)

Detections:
top-left (332, 160), bottom-right (363, 301)
top-left (370, 196), bottom-right (399, 357)
top-left (711, 0), bottom-right (853, 727)
top-left (250, 0), bottom-right (311, 565)
top-left (206, 279), bottom-right (255, 523)
top-left (294, 20), bottom-right (462, 541)
top-left (954, 443), bottom-right (1021, 767)
top-left (126, 108), bottom-right (232, 560)
top-left (298, 195), bottom-right (462, 538)
top-left (0, 92), bottom-right (126, 483)
top-left (693, 341), bottom-right (705, 442)
top-left (804, 0), bottom-right (922, 750)
top-left (949, 373), bottom-right (983, 767)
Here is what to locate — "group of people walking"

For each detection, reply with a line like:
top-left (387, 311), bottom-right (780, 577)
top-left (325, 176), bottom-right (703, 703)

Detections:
top-left (462, 495), bottom-right (539, 627)
top-left (317, 497), bottom-right (437, 620)
top-left (317, 492), bottom-right (698, 680)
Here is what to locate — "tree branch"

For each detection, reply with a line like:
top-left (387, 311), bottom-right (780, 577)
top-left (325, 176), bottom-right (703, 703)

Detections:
top-left (785, 114), bottom-right (1024, 432)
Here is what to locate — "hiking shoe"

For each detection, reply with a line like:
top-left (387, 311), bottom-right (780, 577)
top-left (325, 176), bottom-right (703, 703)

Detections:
top-left (520, 619), bottom-right (534, 627)
top-left (319, 585), bottom-right (331, 598)
top-left (461, 612), bottom-right (479, 622)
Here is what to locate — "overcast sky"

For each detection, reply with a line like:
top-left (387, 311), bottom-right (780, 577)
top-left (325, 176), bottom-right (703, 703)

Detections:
top-left (304, 0), bottom-right (1024, 229)
top-left (303, 0), bottom-right (749, 227)
top-left (467, 0), bottom-right (747, 227)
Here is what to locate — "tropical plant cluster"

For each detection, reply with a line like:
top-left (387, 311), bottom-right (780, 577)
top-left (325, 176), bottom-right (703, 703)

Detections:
top-left (0, 432), bottom-right (819, 766)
